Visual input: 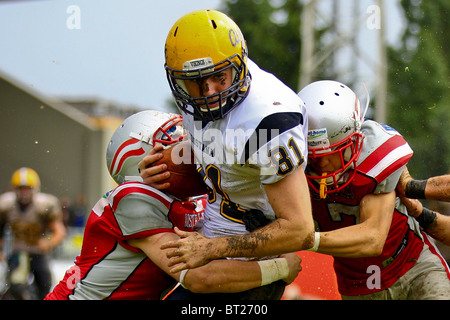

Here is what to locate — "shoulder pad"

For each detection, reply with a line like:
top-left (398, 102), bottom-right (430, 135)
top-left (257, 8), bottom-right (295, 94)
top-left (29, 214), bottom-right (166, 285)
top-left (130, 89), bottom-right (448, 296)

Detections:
top-left (108, 182), bottom-right (174, 237)
top-left (0, 192), bottom-right (16, 211)
top-left (358, 121), bottom-right (413, 183)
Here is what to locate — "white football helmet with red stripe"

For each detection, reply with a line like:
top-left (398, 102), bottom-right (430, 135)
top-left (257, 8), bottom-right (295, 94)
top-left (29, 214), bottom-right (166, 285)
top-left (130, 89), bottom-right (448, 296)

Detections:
top-left (298, 80), bottom-right (368, 197)
top-left (106, 110), bottom-right (186, 184)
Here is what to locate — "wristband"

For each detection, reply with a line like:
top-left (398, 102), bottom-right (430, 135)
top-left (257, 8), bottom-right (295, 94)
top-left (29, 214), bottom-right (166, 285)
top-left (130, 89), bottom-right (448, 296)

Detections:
top-left (405, 179), bottom-right (428, 199)
top-left (307, 232), bottom-right (321, 252)
top-left (179, 269), bottom-right (189, 288)
top-left (416, 207), bottom-right (437, 229)
top-left (257, 258), bottom-right (289, 286)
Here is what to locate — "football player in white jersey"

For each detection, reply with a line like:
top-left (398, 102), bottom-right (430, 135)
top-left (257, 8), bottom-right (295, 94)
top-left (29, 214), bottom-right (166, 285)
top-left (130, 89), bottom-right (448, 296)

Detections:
top-left (139, 10), bottom-right (315, 285)
top-left (46, 110), bottom-right (301, 300)
top-left (297, 80), bottom-right (450, 299)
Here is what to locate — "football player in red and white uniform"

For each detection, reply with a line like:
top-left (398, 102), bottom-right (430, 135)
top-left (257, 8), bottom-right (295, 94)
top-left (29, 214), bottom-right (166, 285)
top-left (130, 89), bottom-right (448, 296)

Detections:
top-left (297, 80), bottom-right (450, 299)
top-left (45, 110), bottom-right (301, 300)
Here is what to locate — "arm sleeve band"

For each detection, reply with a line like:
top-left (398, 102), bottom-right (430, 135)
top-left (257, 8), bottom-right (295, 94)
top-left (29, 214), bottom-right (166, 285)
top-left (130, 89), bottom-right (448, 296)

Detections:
top-left (258, 258), bottom-right (289, 286)
top-left (306, 232), bottom-right (321, 252)
top-left (416, 207), bottom-right (437, 229)
top-left (405, 179), bottom-right (428, 199)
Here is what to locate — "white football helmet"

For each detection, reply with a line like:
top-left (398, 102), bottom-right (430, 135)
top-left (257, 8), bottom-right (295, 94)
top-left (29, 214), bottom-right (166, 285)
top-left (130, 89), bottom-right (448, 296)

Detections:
top-left (106, 110), bottom-right (186, 184)
top-left (298, 80), bottom-right (368, 198)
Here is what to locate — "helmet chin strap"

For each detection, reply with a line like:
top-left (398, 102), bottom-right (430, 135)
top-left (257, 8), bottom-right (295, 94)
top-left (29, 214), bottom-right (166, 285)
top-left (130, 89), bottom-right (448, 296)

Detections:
top-left (319, 172), bottom-right (328, 199)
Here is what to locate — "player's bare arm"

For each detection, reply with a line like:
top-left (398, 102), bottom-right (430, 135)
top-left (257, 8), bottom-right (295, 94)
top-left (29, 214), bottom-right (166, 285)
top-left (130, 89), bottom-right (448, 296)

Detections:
top-left (316, 191), bottom-right (395, 257)
top-left (128, 232), bottom-right (302, 293)
top-left (399, 197), bottom-right (450, 246)
top-left (263, 168), bottom-right (315, 253)
top-left (397, 167), bottom-right (450, 202)
top-left (423, 213), bottom-right (450, 246)
top-left (425, 174), bottom-right (450, 201)
top-left (38, 219), bottom-right (66, 253)
top-left (161, 168), bottom-right (315, 273)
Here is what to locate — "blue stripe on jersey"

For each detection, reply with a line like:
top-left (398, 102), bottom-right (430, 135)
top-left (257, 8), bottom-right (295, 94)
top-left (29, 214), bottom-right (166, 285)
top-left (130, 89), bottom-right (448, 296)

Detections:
top-left (379, 123), bottom-right (398, 133)
top-left (241, 112), bottom-right (304, 164)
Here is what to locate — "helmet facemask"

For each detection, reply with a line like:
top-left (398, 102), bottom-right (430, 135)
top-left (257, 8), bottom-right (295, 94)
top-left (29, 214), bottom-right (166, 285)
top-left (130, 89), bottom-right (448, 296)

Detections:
top-left (306, 131), bottom-right (364, 198)
top-left (152, 115), bottom-right (186, 148)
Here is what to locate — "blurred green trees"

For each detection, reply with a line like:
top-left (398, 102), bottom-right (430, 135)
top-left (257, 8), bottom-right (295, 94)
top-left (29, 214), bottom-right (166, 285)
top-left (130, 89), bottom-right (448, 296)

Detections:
top-left (221, 0), bottom-right (449, 178)
top-left (387, 0), bottom-right (449, 178)
top-left (223, 0), bottom-right (302, 90)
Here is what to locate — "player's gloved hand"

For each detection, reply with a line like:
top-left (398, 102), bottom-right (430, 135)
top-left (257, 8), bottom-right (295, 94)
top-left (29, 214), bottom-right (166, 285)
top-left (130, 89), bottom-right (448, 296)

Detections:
top-left (138, 144), bottom-right (171, 190)
top-left (168, 200), bottom-right (202, 232)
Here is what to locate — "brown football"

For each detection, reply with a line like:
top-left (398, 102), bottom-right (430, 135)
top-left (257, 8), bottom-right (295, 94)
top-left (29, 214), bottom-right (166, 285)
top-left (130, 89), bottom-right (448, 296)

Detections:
top-left (154, 145), bottom-right (207, 199)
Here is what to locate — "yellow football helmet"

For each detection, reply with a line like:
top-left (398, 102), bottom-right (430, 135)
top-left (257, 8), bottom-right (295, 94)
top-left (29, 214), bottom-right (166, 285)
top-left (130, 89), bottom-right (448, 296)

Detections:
top-left (165, 9), bottom-right (250, 122)
top-left (11, 167), bottom-right (41, 191)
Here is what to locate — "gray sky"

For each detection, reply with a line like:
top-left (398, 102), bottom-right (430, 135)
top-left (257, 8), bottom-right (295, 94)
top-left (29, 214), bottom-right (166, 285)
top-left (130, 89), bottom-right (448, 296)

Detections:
top-left (0, 0), bottom-right (404, 112)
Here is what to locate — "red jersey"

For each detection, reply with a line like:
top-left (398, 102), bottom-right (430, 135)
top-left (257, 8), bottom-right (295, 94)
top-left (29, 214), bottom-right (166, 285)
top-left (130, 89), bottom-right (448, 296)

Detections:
top-left (310, 121), bottom-right (425, 295)
top-left (45, 182), bottom-right (204, 300)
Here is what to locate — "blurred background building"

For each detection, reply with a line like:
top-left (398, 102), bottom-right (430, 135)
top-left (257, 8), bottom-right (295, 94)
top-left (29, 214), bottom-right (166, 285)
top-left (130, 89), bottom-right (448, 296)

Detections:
top-left (0, 69), bottom-right (131, 208)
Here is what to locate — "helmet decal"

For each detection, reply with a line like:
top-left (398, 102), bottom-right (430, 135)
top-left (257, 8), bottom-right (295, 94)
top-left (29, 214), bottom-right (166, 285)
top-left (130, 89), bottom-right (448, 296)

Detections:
top-left (109, 138), bottom-right (145, 178)
top-left (307, 128), bottom-right (330, 151)
top-left (229, 28), bottom-right (243, 47)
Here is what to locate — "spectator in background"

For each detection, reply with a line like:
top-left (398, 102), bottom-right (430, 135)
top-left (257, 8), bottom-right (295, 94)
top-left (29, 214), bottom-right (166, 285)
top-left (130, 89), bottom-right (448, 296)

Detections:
top-left (70, 194), bottom-right (87, 228)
